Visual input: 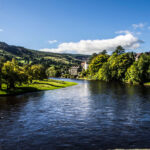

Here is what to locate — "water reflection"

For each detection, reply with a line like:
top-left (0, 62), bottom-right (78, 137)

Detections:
top-left (0, 79), bottom-right (150, 149)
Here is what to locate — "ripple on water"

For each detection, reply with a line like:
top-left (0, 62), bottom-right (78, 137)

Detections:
top-left (0, 79), bottom-right (150, 149)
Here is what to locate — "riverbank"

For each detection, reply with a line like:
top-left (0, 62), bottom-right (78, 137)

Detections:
top-left (0, 79), bottom-right (77, 96)
top-left (144, 82), bottom-right (150, 86)
top-left (78, 77), bottom-right (150, 86)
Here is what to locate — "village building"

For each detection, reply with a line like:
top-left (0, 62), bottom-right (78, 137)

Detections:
top-left (135, 53), bottom-right (142, 61)
top-left (81, 61), bottom-right (89, 70)
top-left (69, 66), bottom-right (80, 76)
top-left (69, 61), bottom-right (89, 76)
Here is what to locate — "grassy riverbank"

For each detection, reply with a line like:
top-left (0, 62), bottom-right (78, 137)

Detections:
top-left (144, 82), bottom-right (150, 86)
top-left (0, 79), bottom-right (77, 96)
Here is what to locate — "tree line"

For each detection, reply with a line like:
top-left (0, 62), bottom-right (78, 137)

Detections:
top-left (0, 46), bottom-right (149, 89)
top-left (0, 58), bottom-right (64, 90)
top-left (82, 46), bottom-right (150, 85)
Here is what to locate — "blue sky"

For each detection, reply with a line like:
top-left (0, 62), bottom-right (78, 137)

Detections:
top-left (0, 0), bottom-right (150, 54)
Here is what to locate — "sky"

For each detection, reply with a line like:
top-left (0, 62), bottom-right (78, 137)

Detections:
top-left (0, 0), bottom-right (150, 54)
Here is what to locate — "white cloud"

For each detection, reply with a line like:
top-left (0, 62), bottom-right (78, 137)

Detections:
top-left (48, 40), bottom-right (57, 44)
top-left (148, 26), bottom-right (150, 30)
top-left (0, 29), bottom-right (4, 32)
top-left (40, 32), bottom-right (143, 54)
top-left (132, 23), bottom-right (145, 29)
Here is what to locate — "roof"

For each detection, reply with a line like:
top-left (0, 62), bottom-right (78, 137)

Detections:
top-left (70, 66), bottom-right (79, 69)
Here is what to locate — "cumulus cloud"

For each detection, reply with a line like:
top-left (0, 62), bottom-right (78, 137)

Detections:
top-left (40, 32), bottom-right (143, 54)
top-left (48, 40), bottom-right (57, 44)
top-left (0, 29), bottom-right (3, 32)
top-left (132, 23), bottom-right (145, 29)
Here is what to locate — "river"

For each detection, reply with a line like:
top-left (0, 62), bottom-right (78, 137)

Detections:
top-left (0, 79), bottom-right (150, 150)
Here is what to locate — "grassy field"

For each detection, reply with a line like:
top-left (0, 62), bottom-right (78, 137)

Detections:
top-left (0, 79), bottom-right (77, 96)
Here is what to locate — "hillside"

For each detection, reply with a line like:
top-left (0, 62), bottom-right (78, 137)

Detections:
top-left (0, 42), bottom-right (89, 66)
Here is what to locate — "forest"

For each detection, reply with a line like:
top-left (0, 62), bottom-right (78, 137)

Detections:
top-left (81, 46), bottom-right (150, 85)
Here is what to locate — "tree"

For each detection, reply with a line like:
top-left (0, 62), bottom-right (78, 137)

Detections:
top-left (2, 58), bottom-right (20, 89)
top-left (98, 62), bottom-right (111, 82)
top-left (46, 66), bottom-right (57, 77)
top-left (128, 52), bottom-right (136, 61)
top-left (23, 65), bottom-right (33, 83)
top-left (88, 53), bottom-right (98, 63)
top-left (147, 65), bottom-right (150, 81)
top-left (125, 63), bottom-right (141, 84)
top-left (31, 64), bottom-right (46, 80)
top-left (137, 54), bottom-right (150, 82)
top-left (125, 54), bottom-right (150, 84)
top-left (0, 60), bottom-right (3, 89)
top-left (99, 50), bottom-right (107, 55)
top-left (108, 53), bottom-right (133, 81)
top-left (113, 46), bottom-right (125, 55)
top-left (17, 67), bottom-right (28, 85)
top-left (88, 54), bottom-right (109, 75)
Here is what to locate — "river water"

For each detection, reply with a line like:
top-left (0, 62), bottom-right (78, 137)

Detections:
top-left (0, 79), bottom-right (150, 150)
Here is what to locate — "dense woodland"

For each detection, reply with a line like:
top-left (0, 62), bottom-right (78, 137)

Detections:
top-left (81, 46), bottom-right (150, 85)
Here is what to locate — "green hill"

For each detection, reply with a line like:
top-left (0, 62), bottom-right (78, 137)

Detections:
top-left (0, 42), bottom-right (89, 66)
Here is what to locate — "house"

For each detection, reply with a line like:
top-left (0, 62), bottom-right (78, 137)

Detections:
top-left (135, 53), bottom-right (142, 61)
top-left (81, 61), bottom-right (89, 70)
top-left (69, 66), bottom-right (80, 76)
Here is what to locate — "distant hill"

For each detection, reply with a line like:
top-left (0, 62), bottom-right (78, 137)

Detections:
top-left (0, 42), bottom-right (89, 66)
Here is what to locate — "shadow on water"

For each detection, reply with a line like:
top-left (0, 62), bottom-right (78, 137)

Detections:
top-left (0, 92), bottom-right (45, 110)
top-left (88, 80), bottom-right (150, 99)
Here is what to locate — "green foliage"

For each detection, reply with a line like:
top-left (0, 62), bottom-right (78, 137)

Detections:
top-left (87, 47), bottom-right (150, 85)
top-left (46, 66), bottom-right (58, 77)
top-left (125, 54), bottom-right (150, 84)
top-left (79, 69), bottom-right (89, 78)
top-left (0, 59), bottom-right (47, 89)
top-left (31, 64), bottom-right (46, 80)
top-left (0, 59), bottom-right (3, 89)
top-left (99, 50), bottom-right (107, 55)
top-left (0, 79), bottom-right (77, 96)
top-left (113, 46), bottom-right (125, 55)
top-left (0, 42), bottom-right (150, 86)
top-left (108, 53), bottom-right (133, 80)
top-left (98, 62), bottom-right (111, 81)
top-left (23, 65), bottom-right (33, 83)
top-left (89, 54), bottom-right (109, 75)
top-left (2, 58), bottom-right (20, 89)
top-left (125, 62), bottom-right (141, 84)
top-left (88, 53), bottom-right (98, 63)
